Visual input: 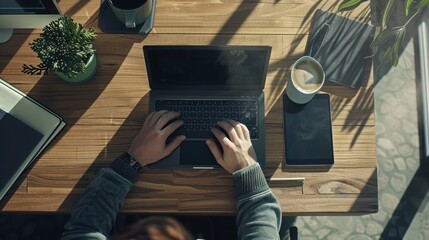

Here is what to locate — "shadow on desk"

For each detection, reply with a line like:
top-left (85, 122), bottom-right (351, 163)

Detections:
top-left (0, 32), bottom-right (29, 75)
top-left (57, 95), bottom-right (149, 212)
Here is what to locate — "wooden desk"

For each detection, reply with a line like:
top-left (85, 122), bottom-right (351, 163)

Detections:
top-left (0, 0), bottom-right (377, 215)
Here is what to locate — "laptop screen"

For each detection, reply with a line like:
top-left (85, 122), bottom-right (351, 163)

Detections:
top-left (144, 45), bottom-right (271, 90)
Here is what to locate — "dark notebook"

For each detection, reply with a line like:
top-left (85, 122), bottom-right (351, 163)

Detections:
top-left (305, 10), bottom-right (375, 88)
top-left (0, 109), bottom-right (43, 191)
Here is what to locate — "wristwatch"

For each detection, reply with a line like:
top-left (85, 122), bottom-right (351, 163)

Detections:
top-left (118, 152), bottom-right (142, 172)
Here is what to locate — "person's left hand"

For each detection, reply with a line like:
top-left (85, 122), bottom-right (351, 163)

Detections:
top-left (128, 110), bottom-right (186, 167)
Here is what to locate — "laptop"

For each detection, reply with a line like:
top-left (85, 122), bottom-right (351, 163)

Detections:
top-left (143, 45), bottom-right (271, 169)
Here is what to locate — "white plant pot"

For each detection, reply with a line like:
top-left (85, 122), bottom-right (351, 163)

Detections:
top-left (55, 54), bottom-right (97, 84)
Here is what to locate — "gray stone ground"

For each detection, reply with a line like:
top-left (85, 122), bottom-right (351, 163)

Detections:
top-left (292, 29), bottom-right (429, 240)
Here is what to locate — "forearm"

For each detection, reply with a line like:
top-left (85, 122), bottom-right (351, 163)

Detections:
top-left (62, 154), bottom-right (137, 240)
top-left (234, 163), bottom-right (282, 240)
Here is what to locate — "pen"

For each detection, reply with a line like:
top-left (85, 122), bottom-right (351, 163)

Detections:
top-left (267, 177), bottom-right (305, 182)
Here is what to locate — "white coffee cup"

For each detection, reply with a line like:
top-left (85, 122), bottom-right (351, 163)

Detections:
top-left (108, 0), bottom-right (152, 28)
top-left (286, 56), bottom-right (325, 104)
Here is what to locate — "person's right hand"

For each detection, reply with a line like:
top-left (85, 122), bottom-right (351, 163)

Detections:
top-left (206, 119), bottom-right (257, 174)
top-left (128, 110), bottom-right (185, 167)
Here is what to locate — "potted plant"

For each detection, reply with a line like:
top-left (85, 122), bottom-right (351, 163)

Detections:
top-left (338, 0), bottom-right (429, 68)
top-left (22, 16), bottom-right (97, 84)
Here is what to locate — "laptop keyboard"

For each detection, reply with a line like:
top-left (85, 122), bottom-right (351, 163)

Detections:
top-left (155, 99), bottom-right (259, 139)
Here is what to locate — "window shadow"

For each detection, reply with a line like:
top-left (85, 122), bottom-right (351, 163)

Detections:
top-left (348, 169), bottom-right (378, 213)
top-left (57, 95), bottom-right (149, 211)
top-left (0, 31), bottom-right (32, 76)
top-left (209, 0), bottom-right (281, 46)
top-left (58, 0), bottom-right (92, 18)
top-left (379, 161), bottom-right (429, 239)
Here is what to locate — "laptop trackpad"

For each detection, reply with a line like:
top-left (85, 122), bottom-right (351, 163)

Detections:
top-left (180, 141), bottom-right (219, 166)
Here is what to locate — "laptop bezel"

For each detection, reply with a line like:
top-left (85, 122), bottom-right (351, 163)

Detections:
top-left (143, 45), bottom-right (271, 91)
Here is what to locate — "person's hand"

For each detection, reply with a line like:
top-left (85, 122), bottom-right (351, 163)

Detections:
top-left (206, 119), bottom-right (257, 174)
top-left (128, 110), bottom-right (186, 167)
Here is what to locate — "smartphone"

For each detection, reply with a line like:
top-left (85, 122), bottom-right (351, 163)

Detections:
top-left (283, 94), bottom-right (334, 166)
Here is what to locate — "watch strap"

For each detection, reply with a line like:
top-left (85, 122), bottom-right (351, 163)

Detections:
top-left (110, 152), bottom-right (142, 183)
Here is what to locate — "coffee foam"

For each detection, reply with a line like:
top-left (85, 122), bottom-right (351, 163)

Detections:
top-left (292, 60), bottom-right (323, 93)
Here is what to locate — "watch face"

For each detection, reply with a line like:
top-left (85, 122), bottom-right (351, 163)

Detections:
top-left (128, 158), bottom-right (137, 165)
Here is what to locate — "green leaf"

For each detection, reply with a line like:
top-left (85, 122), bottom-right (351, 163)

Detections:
top-left (392, 54), bottom-right (399, 66)
top-left (405, 0), bottom-right (414, 16)
top-left (416, 0), bottom-right (429, 9)
top-left (377, 27), bottom-right (407, 67)
top-left (382, 0), bottom-right (396, 30)
top-left (370, 27), bottom-right (401, 50)
top-left (338, 0), bottom-right (368, 11)
top-left (392, 28), bottom-right (406, 66)
top-left (382, 46), bottom-right (394, 65)
top-left (394, 29), bottom-right (406, 55)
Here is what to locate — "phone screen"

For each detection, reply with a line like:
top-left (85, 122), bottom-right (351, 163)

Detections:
top-left (283, 94), bottom-right (334, 165)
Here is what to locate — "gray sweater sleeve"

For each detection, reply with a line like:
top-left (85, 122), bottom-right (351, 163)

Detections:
top-left (61, 156), bottom-right (135, 240)
top-left (62, 159), bottom-right (281, 240)
top-left (233, 163), bottom-right (282, 240)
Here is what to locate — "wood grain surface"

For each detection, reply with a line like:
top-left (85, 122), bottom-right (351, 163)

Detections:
top-left (0, 0), bottom-right (377, 215)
